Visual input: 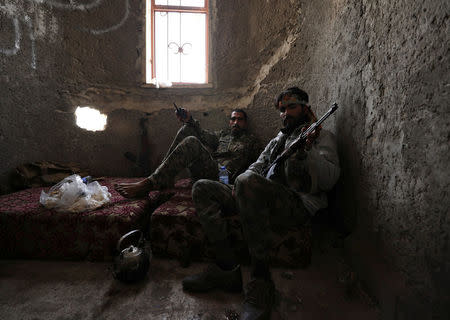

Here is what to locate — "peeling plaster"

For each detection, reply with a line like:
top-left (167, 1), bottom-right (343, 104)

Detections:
top-left (235, 33), bottom-right (299, 109)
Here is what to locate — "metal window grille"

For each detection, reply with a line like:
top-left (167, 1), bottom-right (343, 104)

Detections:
top-left (147, 0), bottom-right (209, 84)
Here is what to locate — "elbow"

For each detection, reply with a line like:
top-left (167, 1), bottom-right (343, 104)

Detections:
top-left (310, 164), bottom-right (340, 193)
top-left (320, 166), bottom-right (340, 191)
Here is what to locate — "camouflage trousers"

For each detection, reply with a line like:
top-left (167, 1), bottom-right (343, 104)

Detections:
top-left (192, 171), bottom-right (310, 262)
top-left (149, 125), bottom-right (218, 189)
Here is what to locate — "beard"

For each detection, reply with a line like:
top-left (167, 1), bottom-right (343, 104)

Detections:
top-left (231, 125), bottom-right (242, 136)
top-left (282, 114), bottom-right (309, 133)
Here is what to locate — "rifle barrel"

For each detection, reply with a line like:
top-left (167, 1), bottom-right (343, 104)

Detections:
top-left (304, 103), bottom-right (338, 137)
top-left (316, 103), bottom-right (338, 127)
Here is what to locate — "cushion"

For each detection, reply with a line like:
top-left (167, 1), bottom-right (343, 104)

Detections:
top-left (150, 179), bottom-right (312, 268)
top-left (0, 177), bottom-right (158, 261)
top-left (149, 179), bottom-right (205, 260)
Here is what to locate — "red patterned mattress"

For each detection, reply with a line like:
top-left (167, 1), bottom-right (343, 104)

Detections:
top-left (149, 179), bottom-right (206, 261)
top-left (0, 176), bottom-right (312, 267)
top-left (150, 179), bottom-right (312, 268)
top-left (0, 178), bottom-right (157, 261)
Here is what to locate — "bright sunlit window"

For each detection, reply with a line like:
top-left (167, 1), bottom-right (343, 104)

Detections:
top-left (75, 107), bottom-right (107, 132)
top-left (146, 0), bottom-right (209, 85)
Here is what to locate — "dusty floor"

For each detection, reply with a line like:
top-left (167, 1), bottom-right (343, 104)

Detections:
top-left (0, 230), bottom-right (379, 320)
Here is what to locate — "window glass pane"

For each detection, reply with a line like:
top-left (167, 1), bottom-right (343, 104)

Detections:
top-left (154, 0), bottom-right (180, 6)
top-left (181, 0), bottom-right (204, 7)
top-left (154, 11), bottom-right (169, 81)
top-left (145, 0), bottom-right (152, 83)
top-left (155, 0), bottom-right (205, 7)
top-left (155, 11), bottom-right (206, 83)
top-left (167, 12), bottom-right (181, 82)
top-left (180, 13), bottom-right (205, 83)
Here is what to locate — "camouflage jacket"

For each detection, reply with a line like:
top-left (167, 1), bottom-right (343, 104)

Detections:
top-left (188, 119), bottom-right (261, 183)
top-left (247, 124), bottom-right (340, 214)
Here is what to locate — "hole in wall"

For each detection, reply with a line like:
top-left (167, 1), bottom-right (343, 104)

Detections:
top-left (75, 106), bottom-right (107, 131)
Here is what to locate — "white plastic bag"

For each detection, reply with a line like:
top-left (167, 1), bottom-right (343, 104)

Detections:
top-left (40, 174), bottom-right (111, 213)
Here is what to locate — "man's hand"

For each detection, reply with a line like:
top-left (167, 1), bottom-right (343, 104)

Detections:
top-left (302, 126), bottom-right (321, 151)
top-left (175, 108), bottom-right (192, 123)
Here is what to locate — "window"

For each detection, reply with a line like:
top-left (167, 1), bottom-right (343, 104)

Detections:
top-left (146, 0), bottom-right (209, 85)
top-left (75, 107), bottom-right (107, 132)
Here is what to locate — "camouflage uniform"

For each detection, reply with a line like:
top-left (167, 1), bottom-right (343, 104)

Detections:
top-left (149, 118), bottom-right (260, 189)
top-left (193, 124), bottom-right (340, 262)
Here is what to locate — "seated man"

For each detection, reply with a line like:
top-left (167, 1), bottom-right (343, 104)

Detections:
top-left (182, 87), bottom-right (340, 320)
top-left (115, 108), bottom-right (261, 198)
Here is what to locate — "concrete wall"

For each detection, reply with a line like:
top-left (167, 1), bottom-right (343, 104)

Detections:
top-left (1, 0), bottom-right (448, 317)
top-left (242, 0), bottom-right (449, 317)
top-left (0, 0), bottom-right (266, 188)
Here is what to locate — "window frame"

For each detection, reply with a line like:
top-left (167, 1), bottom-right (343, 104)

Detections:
top-left (147, 0), bottom-right (210, 86)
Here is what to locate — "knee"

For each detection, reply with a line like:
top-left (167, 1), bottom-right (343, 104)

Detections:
top-left (177, 124), bottom-right (196, 137)
top-left (192, 179), bottom-right (210, 202)
top-left (235, 171), bottom-right (259, 187)
top-left (181, 135), bottom-right (201, 147)
top-left (234, 171), bottom-right (260, 198)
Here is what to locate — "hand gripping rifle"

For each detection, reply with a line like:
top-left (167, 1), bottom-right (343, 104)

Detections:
top-left (264, 103), bottom-right (339, 180)
top-left (173, 102), bottom-right (188, 120)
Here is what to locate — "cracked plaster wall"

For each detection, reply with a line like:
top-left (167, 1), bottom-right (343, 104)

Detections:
top-left (1, 0), bottom-right (281, 190)
top-left (244, 0), bottom-right (449, 316)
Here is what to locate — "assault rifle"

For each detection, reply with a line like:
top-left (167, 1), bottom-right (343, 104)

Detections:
top-left (173, 102), bottom-right (188, 120)
top-left (264, 103), bottom-right (339, 180)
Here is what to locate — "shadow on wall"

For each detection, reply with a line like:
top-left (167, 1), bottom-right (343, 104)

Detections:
top-left (334, 98), bottom-right (369, 235)
top-left (335, 133), bottom-right (360, 234)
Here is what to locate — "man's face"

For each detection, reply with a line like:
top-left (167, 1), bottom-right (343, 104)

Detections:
top-left (278, 95), bottom-right (308, 129)
top-left (229, 111), bottom-right (247, 135)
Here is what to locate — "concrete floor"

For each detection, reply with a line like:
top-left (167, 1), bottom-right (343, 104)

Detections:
top-left (0, 235), bottom-right (380, 320)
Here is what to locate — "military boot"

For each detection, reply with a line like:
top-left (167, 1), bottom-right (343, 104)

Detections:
top-left (240, 278), bottom-right (275, 320)
top-left (182, 264), bottom-right (242, 293)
